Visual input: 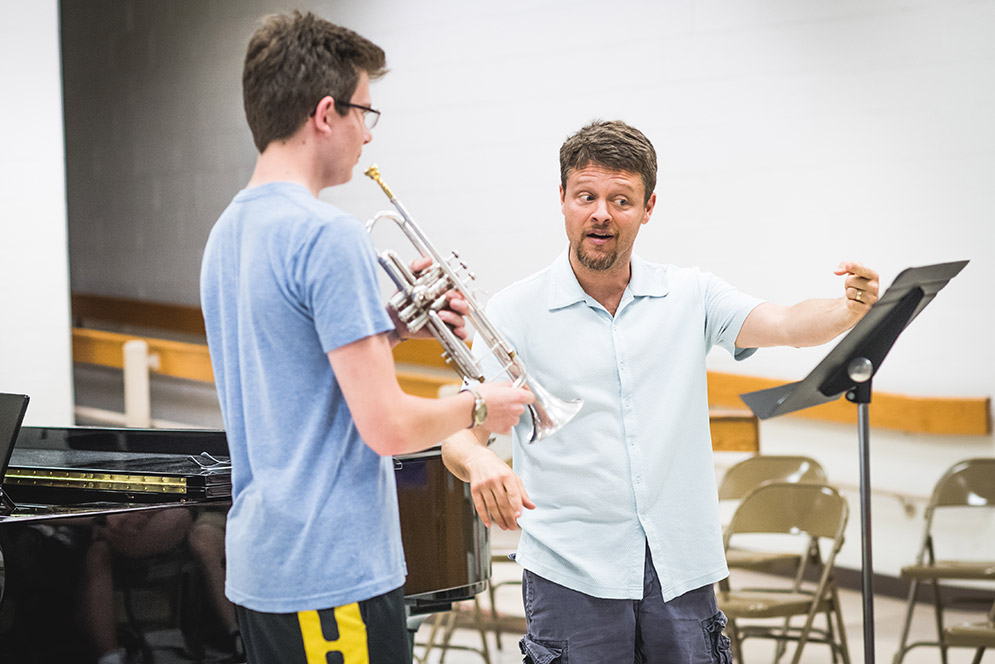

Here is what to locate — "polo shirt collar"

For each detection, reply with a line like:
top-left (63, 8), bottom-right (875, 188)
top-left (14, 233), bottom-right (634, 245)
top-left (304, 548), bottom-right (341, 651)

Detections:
top-left (628, 253), bottom-right (669, 298)
top-left (547, 249), bottom-right (668, 312)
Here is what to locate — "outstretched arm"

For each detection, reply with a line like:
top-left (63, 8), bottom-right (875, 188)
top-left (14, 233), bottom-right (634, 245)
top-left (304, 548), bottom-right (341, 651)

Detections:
top-left (442, 428), bottom-right (534, 530)
top-left (736, 261), bottom-right (880, 349)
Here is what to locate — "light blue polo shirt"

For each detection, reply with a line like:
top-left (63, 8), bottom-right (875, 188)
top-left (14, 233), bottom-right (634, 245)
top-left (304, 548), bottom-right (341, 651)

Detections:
top-left (475, 250), bottom-right (763, 601)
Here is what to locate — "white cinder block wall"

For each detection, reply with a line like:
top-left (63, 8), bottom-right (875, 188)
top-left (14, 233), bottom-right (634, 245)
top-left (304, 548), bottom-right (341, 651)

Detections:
top-left (0, 0), bottom-right (74, 425)
top-left (51, 0), bottom-right (995, 576)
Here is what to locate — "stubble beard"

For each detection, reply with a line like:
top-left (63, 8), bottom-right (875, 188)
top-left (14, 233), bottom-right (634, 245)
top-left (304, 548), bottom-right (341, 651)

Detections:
top-left (575, 242), bottom-right (618, 271)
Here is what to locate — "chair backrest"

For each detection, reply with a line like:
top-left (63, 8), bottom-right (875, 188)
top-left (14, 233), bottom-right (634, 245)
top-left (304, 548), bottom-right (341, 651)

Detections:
top-left (718, 455), bottom-right (828, 501)
top-left (725, 482), bottom-right (848, 543)
top-left (912, 458), bottom-right (995, 566)
top-left (930, 458), bottom-right (995, 509)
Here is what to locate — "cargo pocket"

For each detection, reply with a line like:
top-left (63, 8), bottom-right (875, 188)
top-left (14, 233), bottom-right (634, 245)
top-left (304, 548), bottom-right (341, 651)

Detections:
top-left (519, 635), bottom-right (566, 663)
top-left (701, 611), bottom-right (732, 664)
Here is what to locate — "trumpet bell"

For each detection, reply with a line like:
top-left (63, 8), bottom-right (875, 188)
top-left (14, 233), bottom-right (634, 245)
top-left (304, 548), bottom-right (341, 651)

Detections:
top-left (524, 377), bottom-right (583, 443)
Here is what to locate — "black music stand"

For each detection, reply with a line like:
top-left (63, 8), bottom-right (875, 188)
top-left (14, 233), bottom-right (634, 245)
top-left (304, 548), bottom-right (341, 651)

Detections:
top-left (738, 260), bottom-right (968, 664)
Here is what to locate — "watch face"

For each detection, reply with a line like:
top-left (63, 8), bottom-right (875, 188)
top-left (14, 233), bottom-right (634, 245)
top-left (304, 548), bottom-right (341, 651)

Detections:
top-left (474, 397), bottom-right (487, 426)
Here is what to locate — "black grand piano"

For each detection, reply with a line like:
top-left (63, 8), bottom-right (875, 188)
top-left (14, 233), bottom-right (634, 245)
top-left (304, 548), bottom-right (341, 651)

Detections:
top-left (0, 398), bottom-right (488, 663)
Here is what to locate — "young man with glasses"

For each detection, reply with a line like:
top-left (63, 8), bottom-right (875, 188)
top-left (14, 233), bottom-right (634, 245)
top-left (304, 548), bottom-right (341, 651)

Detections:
top-left (199, 12), bottom-right (532, 663)
top-left (442, 120), bottom-right (879, 663)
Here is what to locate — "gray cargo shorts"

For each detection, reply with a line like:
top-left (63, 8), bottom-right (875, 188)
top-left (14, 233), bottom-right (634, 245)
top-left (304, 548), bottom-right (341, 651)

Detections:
top-left (518, 546), bottom-right (731, 664)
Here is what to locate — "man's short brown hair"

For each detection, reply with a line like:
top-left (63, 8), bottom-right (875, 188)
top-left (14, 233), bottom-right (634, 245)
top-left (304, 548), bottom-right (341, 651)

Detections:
top-left (242, 11), bottom-right (387, 152)
top-left (559, 120), bottom-right (657, 204)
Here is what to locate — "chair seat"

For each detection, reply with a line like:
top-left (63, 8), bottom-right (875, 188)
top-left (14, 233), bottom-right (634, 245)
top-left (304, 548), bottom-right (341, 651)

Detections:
top-left (725, 548), bottom-right (802, 570)
top-left (717, 590), bottom-right (829, 619)
top-left (945, 622), bottom-right (995, 647)
top-left (901, 561), bottom-right (995, 580)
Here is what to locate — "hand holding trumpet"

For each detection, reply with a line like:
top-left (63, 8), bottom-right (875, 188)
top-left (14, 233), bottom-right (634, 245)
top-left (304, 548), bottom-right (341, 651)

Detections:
top-left (388, 256), bottom-right (470, 342)
top-left (386, 256), bottom-right (534, 435)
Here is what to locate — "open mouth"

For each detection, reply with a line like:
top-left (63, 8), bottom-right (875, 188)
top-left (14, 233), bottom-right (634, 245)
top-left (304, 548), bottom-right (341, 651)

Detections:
top-left (586, 230), bottom-right (613, 245)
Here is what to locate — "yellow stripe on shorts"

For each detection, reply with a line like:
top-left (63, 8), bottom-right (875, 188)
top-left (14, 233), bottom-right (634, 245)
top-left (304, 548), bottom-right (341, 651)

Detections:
top-left (298, 604), bottom-right (369, 664)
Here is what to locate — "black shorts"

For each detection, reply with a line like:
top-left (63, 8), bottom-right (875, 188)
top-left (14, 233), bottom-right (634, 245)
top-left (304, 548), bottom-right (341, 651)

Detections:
top-left (235, 586), bottom-right (409, 663)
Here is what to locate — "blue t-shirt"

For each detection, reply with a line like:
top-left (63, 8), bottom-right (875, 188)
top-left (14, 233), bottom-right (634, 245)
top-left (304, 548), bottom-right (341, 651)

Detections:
top-left (200, 182), bottom-right (401, 612)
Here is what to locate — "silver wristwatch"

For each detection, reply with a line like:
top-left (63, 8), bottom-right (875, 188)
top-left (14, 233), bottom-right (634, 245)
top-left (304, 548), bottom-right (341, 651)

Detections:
top-left (463, 385), bottom-right (487, 428)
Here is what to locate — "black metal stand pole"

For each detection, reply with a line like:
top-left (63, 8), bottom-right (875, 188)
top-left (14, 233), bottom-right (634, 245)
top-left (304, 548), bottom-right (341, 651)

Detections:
top-left (847, 359), bottom-right (875, 664)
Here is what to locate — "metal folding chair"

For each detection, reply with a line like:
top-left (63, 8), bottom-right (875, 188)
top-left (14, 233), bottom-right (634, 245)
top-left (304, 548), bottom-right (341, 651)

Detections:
top-left (717, 482), bottom-right (851, 664)
top-left (413, 598), bottom-right (492, 664)
top-left (893, 458), bottom-right (995, 664)
top-left (718, 455), bottom-right (828, 572)
top-left (945, 598), bottom-right (995, 664)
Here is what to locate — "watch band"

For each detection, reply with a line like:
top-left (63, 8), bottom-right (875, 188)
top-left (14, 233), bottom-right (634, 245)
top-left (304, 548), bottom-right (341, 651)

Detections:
top-left (462, 385), bottom-right (487, 428)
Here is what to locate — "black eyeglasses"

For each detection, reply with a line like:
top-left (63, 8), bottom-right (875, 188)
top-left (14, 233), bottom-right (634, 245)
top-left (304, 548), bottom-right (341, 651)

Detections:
top-left (334, 101), bottom-right (381, 130)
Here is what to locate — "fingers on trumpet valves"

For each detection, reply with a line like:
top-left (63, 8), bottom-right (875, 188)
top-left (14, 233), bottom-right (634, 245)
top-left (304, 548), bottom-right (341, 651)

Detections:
top-left (427, 278), bottom-right (454, 301)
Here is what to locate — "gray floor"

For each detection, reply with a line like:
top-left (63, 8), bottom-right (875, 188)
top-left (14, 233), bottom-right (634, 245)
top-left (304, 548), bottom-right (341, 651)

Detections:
top-left (411, 530), bottom-right (991, 664)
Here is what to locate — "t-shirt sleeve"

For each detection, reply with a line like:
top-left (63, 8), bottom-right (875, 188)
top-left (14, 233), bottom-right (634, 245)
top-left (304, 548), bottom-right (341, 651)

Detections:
top-left (301, 218), bottom-right (394, 353)
top-left (701, 271), bottom-right (764, 361)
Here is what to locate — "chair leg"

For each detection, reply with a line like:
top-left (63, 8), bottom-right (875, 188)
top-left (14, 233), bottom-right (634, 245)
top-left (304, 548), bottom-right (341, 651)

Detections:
top-left (971, 647), bottom-right (986, 664)
top-left (930, 578), bottom-right (949, 664)
top-left (727, 618), bottom-right (744, 664)
top-left (831, 585), bottom-right (852, 664)
top-left (788, 607), bottom-right (823, 664)
top-left (472, 597), bottom-right (492, 664)
top-left (438, 611), bottom-right (457, 664)
top-left (434, 602), bottom-right (491, 664)
top-left (417, 611), bottom-right (449, 664)
top-left (488, 582), bottom-right (502, 650)
top-left (773, 617), bottom-right (791, 664)
top-left (814, 588), bottom-right (851, 664)
top-left (823, 607), bottom-right (840, 664)
top-left (893, 578), bottom-right (920, 664)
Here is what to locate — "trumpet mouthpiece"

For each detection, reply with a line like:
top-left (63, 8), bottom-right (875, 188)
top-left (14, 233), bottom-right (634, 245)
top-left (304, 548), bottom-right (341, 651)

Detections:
top-left (364, 163), bottom-right (394, 199)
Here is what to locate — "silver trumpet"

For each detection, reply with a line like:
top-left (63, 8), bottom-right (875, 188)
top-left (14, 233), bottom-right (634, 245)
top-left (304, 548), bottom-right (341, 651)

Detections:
top-left (364, 164), bottom-right (582, 443)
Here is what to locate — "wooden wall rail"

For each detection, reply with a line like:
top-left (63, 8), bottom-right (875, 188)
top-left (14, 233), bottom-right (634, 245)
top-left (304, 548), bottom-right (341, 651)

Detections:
top-left (396, 341), bottom-right (991, 436)
top-left (74, 328), bottom-right (215, 383)
top-left (70, 293), bottom-right (991, 437)
top-left (707, 371), bottom-right (991, 436)
top-left (71, 329), bottom-right (759, 451)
